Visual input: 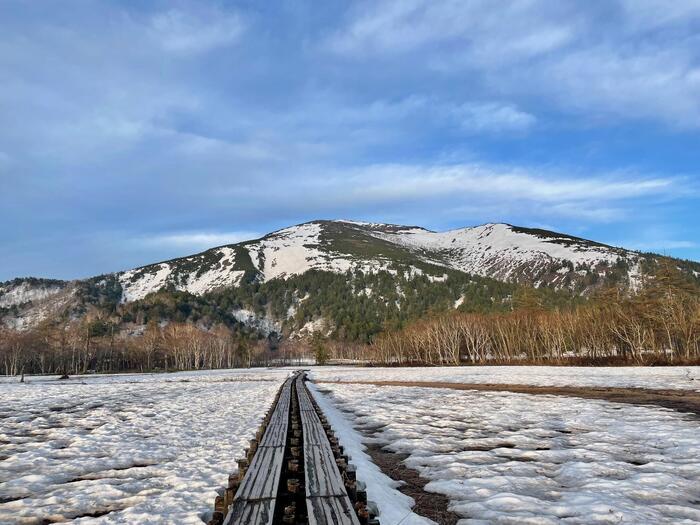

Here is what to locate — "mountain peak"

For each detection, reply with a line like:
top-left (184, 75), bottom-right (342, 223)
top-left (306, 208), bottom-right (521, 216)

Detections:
top-left (4, 218), bottom-right (699, 331)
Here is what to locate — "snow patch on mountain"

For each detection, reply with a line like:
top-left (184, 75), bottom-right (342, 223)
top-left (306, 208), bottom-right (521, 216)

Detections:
top-left (120, 264), bottom-right (172, 302)
top-left (299, 317), bottom-right (328, 336)
top-left (177, 247), bottom-right (244, 295)
top-left (250, 222), bottom-right (395, 282)
top-left (231, 308), bottom-right (281, 336)
top-left (1, 285), bottom-right (76, 330)
top-left (372, 223), bottom-right (629, 283)
top-left (255, 223), bottom-right (337, 280)
top-left (118, 247), bottom-right (245, 301)
top-left (0, 281), bottom-right (65, 308)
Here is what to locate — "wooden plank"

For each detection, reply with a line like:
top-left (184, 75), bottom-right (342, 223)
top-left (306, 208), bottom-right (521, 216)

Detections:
top-left (232, 376), bottom-right (294, 504)
top-left (220, 375), bottom-right (299, 525)
top-left (221, 373), bottom-right (364, 525)
top-left (296, 387), bottom-right (311, 407)
top-left (297, 383), bottom-right (317, 411)
top-left (223, 499), bottom-right (275, 525)
top-left (235, 438), bottom-right (286, 500)
top-left (301, 410), bottom-right (329, 448)
top-left (304, 444), bottom-right (347, 497)
top-left (307, 496), bottom-right (360, 525)
top-left (299, 381), bottom-right (349, 497)
top-left (259, 417), bottom-right (288, 448)
top-left (259, 378), bottom-right (293, 448)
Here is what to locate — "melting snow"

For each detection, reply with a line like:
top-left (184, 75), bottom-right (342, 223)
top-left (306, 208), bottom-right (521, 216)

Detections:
top-left (118, 248), bottom-right (244, 302)
top-left (0, 369), bottom-right (289, 524)
top-left (250, 222), bottom-right (397, 282)
top-left (314, 383), bottom-right (700, 524)
top-left (308, 383), bottom-right (434, 525)
top-left (309, 365), bottom-right (700, 392)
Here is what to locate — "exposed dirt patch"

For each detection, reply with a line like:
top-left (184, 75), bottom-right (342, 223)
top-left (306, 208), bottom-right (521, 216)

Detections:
top-left (365, 443), bottom-right (460, 525)
top-left (320, 380), bottom-right (700, 417)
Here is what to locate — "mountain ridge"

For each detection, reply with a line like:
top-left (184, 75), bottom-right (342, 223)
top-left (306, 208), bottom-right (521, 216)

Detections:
top-left (2, 219), bottom-right (699, 333)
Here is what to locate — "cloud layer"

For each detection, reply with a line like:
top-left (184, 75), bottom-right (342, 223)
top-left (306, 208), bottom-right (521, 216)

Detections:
top-left (1, 0), bottom-right (699, 279)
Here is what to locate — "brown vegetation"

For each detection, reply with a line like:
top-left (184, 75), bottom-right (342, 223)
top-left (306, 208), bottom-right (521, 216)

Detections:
top-left (363, 265), bottom-right (700, 366)
top-left (0, 321), bottom-right (313, 376)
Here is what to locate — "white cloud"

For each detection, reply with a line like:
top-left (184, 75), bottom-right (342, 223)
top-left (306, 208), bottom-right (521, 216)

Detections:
top-left (532, 46), bottom-right (700, 126)
top-left (284, 95), bottom-right (536, 137)
top-left (454, 102), bottom-right (536, 132)
top-left (136, 231), bottom-right (259, 251)
top-left (624, 240), bottom-right (697, 251)
top-left (330, 0), bottom-right (575, 61)
top-left (150, 8), bottom-right (244, 54)
top-left (619, 0), bottom-right (700, 29)
top-left (329, 0), bottom-right (700, 127)
top-left (272, 162), bottom-right (685, 224)
top-left (338, 164), bottom-right (675, 204)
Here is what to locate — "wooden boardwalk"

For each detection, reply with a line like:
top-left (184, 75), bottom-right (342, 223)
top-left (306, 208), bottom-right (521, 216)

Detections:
top-left (210, 372), bottom-right (376, 525)
top-left (296, 379), bottom-right (360, 525)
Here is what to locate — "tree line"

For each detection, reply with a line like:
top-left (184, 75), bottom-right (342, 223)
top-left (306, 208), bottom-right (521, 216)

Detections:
top-left (360, 265), bottom-right (700, 366)
top-left (1, 262), bottom-right (699, 376)
top-left (0, 320), bottom-right (313, 377)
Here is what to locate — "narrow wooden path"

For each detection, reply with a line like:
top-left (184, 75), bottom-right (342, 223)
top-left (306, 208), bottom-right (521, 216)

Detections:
top-left (209, 372), bottom-right (378, 525)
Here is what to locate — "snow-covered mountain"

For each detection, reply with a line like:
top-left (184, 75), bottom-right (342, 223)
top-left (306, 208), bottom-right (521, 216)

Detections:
top-left (118, 220), bottom-right (642, 300)
top-left (2, 219), bottom-right (695, 330)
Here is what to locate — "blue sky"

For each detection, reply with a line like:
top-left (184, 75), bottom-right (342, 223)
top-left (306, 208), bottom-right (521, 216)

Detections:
top-left (2, 0), bottom-right (700, 281)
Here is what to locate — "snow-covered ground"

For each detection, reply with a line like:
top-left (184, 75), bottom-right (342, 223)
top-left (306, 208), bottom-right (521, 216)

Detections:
top-left (308, 383), bottom-right (434, 525)
top-left (308, 365), bottom-right (700, 392)
top-left (0, 369), bottom-right (290, 524)
top-left (313, 382), bottom-right (700, 524)
top-left (3, 366), bottom-right (699, 524)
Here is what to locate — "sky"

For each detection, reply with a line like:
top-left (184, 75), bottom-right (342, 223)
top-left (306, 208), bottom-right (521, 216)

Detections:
top-left (2, 0), bottom-right (700, 281)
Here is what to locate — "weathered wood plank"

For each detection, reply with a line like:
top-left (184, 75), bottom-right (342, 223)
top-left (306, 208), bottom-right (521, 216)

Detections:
top-left (223, 499), bottom-right (275, 525)
top-left (307, 496), bottom-right (360, 525)
top-left (221, 374), bottom-right (364, 525)
top-left (299, 379), bottom-right (360, 525)
top-left (296, 385), bottom-right (314, 410)
top-left (258, 377), bottom-right (293, 448)
top-left (259, 417), bottom-right (288, 448)
top-left (229, 376), bottom-right (294, 520)
top-left (300, 410), bottom-right (328, 447)
top-left (304, 444), bottom-right (347, 497)
top-left (235, 438), bottom-right (286, 500)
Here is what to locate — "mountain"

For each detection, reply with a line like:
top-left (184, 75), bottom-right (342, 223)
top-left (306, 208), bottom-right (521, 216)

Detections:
top-left (2, 220), bottom-right (699, 336)
top-left (111, 220), bottom-right (643, 300)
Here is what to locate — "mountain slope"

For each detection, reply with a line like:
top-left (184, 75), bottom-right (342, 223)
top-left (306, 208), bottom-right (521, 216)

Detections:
top-left (117, 220), bottom-right (643, 301)
top-left (2, 220), bottom-right (698, 333)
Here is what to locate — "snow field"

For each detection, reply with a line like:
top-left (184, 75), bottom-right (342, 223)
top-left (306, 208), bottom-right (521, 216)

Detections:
top-left (314, 383), bottom-right (700, 524)
top-left (0, 369), bottom-right (290, 524)
top-left (308, 365), bottom-right (700, 392)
